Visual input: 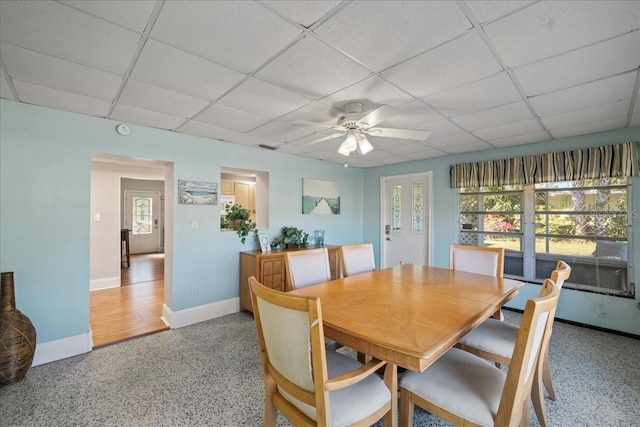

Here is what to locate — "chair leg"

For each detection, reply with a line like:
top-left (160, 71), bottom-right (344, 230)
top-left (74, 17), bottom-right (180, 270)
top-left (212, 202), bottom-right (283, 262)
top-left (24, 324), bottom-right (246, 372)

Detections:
top-left (400, 387), bottom-right (415, 427)
top-left (532, 366), bottom-right (549, 427)
top-left (521, 399), bottom-right (531, 427)
top-left (383, 363), bottom-right (398, 427)
top-left (263, 376), bottom-right (278, 427)
top-left (541, 346), bottom-right (556, 400)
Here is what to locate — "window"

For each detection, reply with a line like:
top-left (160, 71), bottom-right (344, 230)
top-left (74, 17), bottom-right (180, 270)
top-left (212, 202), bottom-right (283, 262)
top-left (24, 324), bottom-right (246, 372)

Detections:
top-left (132, 196), bottom-right (152, 235)
top-left (458, 178), bottom-right (633, 297)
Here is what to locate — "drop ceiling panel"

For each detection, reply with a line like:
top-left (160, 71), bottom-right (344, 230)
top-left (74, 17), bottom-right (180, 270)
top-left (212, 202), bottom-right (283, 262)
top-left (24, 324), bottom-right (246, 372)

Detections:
top-left (315, 1), bottom-right (471, 71)
top-left (542, 99), bottom-right (631, 130)
top-left (489, 131), bottom-right (551, 148)
top-left (0, 72), bottom-right (15, 101)
top-left (1, 43), bottom-right (122, 100)
top-left (151, 1), bottom-right (301, 73)
top-left (280, 102), bottom-right (343, 125)
top-left (463, 0), bottom-right (536, 24)
top-left (0, 1), bottom-right (141, 74)
top-left (377, 100), bottom-right (444, 129)
top-left (254, 36), bottom-right (371, 99)
top-left (530, 72), bottom-right (637, 117)
top-left (111, 104), bottom-right (186, 131)
top-left (118, 80), bottom-right (209, 118)
top-left (263, 1), bottom-right (342, 27)
top-left (249, 121), bottom-right (315, 143)
top-left (224, 133), bottom-right (283, 148)
top-left (319, 75), bottom-right (415, 109)
top-left (130, 40), bottom-right (246, 101)
top-left (416, 119), bottom-right (466, 139)
top-left (473, 119), bottom-right (544, 141)
top-left (13, 80), bottom-right (110, 117)
top-left (217, 78), bottom-right (310, 119)
top-left (193, 103), bottom-right (270, 133)
top-left (451, 101), bottom-right (534, 131)
top-left (630, 114), bottom-right (640, 127)
top-left (442, 141), bottom-right (495, 154)
top-left (484, 1), bottom-right (640, 67)
top-left (59, 0), bottom-right (156, 33)
top-left (382, 32), bottom-right (503, 98)
top-left (550, 117), bottom-right (628, 139)
top-left (177, 121), bottom-right (240, 141)
top-left (514, 31), bottom-right (640, 96)
top-left (425, 133), bottom-right (484, 149)
top-left (424, 72), bottom-right (522, 117)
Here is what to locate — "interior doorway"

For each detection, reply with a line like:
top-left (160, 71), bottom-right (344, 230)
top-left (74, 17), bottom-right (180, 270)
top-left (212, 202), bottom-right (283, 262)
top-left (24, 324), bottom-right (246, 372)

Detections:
top-left (380, 172), bottom-right (433, 268)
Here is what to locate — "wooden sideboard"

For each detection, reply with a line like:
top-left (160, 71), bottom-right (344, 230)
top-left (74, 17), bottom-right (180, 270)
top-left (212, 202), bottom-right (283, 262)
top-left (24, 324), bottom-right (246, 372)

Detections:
top-left (239, 245), bottom-right (340, 312)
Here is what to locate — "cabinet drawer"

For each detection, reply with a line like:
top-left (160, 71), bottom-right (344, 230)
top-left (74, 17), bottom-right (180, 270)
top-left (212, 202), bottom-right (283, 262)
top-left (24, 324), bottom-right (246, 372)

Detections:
top-left (259, 257), bottom-right (285, 291)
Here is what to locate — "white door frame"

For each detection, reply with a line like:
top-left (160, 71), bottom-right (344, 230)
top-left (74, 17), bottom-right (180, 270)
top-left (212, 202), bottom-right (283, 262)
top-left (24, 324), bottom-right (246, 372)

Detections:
top-left (380, 171), bottom-right (433, 268)
top-left (124, 190), bottom-right (162, 254)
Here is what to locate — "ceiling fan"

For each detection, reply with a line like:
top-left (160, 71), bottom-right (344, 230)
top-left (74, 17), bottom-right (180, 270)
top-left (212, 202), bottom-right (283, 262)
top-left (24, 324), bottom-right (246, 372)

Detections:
top-left (293, 102), bottom-right (431, 156)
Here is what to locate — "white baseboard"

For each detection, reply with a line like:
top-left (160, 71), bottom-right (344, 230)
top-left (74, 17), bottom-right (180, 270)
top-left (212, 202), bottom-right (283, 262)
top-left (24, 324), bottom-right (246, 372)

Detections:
top-left (32, 331), bottom-right (93, 367)
top-left (90, 276), bottom-right (120, 291)
top-left (163, 297), bottom-right (240, 329)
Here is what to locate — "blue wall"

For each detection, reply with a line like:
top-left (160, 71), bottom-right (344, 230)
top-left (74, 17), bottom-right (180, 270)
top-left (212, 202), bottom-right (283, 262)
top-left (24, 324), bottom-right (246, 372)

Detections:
top-left (363, 127), bottom-right (640, 335)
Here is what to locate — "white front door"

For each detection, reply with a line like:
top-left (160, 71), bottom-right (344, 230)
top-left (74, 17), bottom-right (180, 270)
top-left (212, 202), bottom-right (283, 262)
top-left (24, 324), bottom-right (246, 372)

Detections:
top-left (381, 172), bottom-right (432, 268)
top-left (124, 191), bottom-right (161, 254)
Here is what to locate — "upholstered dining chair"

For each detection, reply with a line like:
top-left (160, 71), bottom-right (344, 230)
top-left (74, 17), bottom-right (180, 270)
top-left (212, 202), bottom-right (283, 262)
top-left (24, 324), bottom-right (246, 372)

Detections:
top-left (400, 278), bottom-right (560, 427)
top-left (248, 276), bottom-right (393, 427)
top-left (456, 260), bottom-right (572, 427)
top-left (285, 248), bottom-right (331, 290)
top-left (339, 243), bottom-right (375, 277)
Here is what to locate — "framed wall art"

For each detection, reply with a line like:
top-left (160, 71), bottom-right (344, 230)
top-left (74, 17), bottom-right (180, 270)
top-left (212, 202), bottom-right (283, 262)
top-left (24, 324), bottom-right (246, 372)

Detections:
top-left (178, 180), bottom-right (218, 205)
top-left (302, 178), bottom-right (340, 214)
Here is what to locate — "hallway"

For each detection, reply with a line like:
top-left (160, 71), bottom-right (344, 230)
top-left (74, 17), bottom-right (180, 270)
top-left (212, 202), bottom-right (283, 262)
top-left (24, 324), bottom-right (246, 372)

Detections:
top-left (90, 253), bottom-right (168, 348)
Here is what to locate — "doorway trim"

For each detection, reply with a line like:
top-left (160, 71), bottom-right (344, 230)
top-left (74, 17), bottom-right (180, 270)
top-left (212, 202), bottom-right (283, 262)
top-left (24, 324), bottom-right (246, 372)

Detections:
top-left (380, 171), bottom-right (433, 268)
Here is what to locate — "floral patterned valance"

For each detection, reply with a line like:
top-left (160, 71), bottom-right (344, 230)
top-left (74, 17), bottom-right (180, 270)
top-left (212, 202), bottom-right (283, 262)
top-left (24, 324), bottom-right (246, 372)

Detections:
top-left (450, 142), bottom-right (639, 188)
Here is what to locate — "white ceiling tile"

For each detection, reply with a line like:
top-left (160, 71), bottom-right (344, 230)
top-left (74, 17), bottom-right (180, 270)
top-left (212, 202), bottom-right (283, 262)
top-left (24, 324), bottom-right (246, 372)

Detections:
top-left (255, 36), bottom-right (371, 99)
top-left (193, 103), bottom-right (270, 133)
top-left (424, 72), bottom-right (522, 117)
top-left (13, 80), bottom-right (110, 117)
top-left (151, 1), bottom-right (301, 73)
top-left (382, 32), bottom-right (503, 97)
top-left (442, 141), bottom-right (494, 154)
top-left (0, 72), bottom-right (15, 101)
top-left (0, 1), bottom-right (141, 74)
top-left (59, 0), bottom-right (155, 33)
top-left (320, 75), bottom-right (415, 109)
top-left (452, 101), bottom-right (534, 131)
top-left (630, 113), bottom-right (640, 127)
top-left (550, 117), bottom-right (628, 139)
top-left (485, 0), bottom-right (640, 67)
top-left (131, 40), bottom-right (246, 101)
top-left (119, 80), bottom-right (209, 118)
top-left (177, 121), bottom-right (240, 141)
top-left (262, 1), bottom-right (341, 27)
top-left (514, 31), bottom-right (640, 96)
top-left (473, 119), bottom-right (543, 141)
top-left (377, 100), bottom-right (444, 129)
top-left (224, 133), bottom-right (283, 148)
top-left (529, 72), bottom-right (637, 117)
top-left (249, 121), bottom-right (315, 143)
top-left (374, 139), bottom-right (429, 156)
top-left (542, 99), bottom-right (631, 130)
top-left (489, 131), bottom-right (550, 148)
top-left (464, 1), bottom-right (536, 24)
top-left (217, 78), bottom-right (310, 119)
top-left (425, 133), bottom-right (483, 149)
top-left (406, 146), bottom-right (448, 160)
top-left (315, 1), bottom-right (471, 71)
top-left (110, 104), bottom-right (186, 130)
top-left (280, 102), bottom-right (344, 125)
top-left (415, 119), bottom-right (466, 139)
top-left (1, 43), bottom-right (122, 100)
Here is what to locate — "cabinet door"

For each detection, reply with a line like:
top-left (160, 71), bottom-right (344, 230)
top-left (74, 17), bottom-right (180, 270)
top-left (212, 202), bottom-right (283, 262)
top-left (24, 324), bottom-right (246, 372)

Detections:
top-left (259, 256), bottom-right (285, 291)
top-left (221, 180), bottom-right (234, 195)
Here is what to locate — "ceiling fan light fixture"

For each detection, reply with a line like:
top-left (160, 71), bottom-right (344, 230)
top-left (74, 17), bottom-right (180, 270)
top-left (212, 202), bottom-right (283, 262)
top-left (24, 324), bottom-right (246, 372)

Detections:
top-left (357, 133), bottom-right (373, 155)
top-left (338, 141), bottom-right (351, 156)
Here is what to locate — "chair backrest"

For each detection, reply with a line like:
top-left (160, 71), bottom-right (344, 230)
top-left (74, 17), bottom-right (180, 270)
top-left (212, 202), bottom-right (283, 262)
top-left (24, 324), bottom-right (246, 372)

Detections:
top-left (339, 243), bottom-right (375, 277)
top-left (551, 260), bottom-right (571, 289)
top-left (249, 276), bottom-right (332, 424)
top-left (285, 248), bottom-right (331, 290)
top-left (495, 278), bottom-right (560, 425)
top-left (450, 244), bottom-right (505, 278)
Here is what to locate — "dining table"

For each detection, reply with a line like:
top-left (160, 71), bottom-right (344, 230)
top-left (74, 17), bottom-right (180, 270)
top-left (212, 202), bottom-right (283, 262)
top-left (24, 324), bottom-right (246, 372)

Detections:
top-left (288, 263), bottom-right (523, 427)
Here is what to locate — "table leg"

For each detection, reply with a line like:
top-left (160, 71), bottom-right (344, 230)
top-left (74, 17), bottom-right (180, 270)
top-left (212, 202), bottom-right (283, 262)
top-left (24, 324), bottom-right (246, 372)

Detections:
top-left (382, 363), bottom-right (398, 427)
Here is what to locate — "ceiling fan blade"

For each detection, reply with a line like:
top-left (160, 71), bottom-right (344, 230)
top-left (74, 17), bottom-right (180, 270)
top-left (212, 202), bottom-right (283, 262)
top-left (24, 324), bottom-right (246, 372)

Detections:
top-left (358, 105), bottom-right (397, 128)
top-left (364, 127), bottom-right (431, 140)
top-left (298, 132), bottom-right (345, 147)
top-left (289, 119), bottom-right (338, 130)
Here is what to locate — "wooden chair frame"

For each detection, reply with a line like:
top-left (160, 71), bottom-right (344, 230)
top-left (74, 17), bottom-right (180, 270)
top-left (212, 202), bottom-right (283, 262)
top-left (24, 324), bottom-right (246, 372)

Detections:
top-left (449, 244), bottom-right (505, 278)
top-left (285, 247), bottom-right (331, 290)
top-left (249, 276), bottom-right (393, 427)
top-left (401, 279), bottom-right (561, 427)
top-left (338, 243), bottom-right (375, 277)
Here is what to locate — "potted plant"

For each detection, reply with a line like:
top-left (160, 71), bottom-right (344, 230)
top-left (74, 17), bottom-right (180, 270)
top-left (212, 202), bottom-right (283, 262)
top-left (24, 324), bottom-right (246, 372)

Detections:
top-left (224, 203), bottom-right (256, 244)
top-left (271, 226), bottom-right (309, 249)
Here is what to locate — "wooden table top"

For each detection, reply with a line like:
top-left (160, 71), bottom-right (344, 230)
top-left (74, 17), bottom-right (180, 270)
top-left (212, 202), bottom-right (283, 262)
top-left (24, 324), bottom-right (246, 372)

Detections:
top-left (289, 264), bottom-right (523, 372)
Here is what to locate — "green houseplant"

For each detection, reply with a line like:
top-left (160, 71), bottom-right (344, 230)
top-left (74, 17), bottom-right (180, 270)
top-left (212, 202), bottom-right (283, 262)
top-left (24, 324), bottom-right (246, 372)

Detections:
top-left (224, 203), bottom-right (256, 244)
top-left (271, 226), bottom-right (309, 249)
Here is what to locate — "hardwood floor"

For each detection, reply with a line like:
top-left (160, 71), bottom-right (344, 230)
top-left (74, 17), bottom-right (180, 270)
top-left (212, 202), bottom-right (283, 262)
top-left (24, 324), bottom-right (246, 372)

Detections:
top-left (90, 253), bottom-right (168, 348)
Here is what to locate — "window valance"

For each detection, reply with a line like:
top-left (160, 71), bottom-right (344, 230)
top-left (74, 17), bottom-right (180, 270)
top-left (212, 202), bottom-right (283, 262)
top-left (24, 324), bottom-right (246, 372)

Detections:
top-left (450, 141), bottom-right (639, 188)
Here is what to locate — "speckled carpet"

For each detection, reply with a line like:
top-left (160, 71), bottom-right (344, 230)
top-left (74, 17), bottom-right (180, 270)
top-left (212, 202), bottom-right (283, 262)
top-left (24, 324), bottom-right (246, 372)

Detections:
top-left (1, 310), bottom-right (638, 426)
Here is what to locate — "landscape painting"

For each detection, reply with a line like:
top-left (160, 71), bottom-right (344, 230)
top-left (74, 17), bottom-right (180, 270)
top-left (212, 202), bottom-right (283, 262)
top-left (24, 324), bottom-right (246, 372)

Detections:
top-left (302, 178), bottom-right (340, 214)
top-left (178, 180), bottom-right (218, 205)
